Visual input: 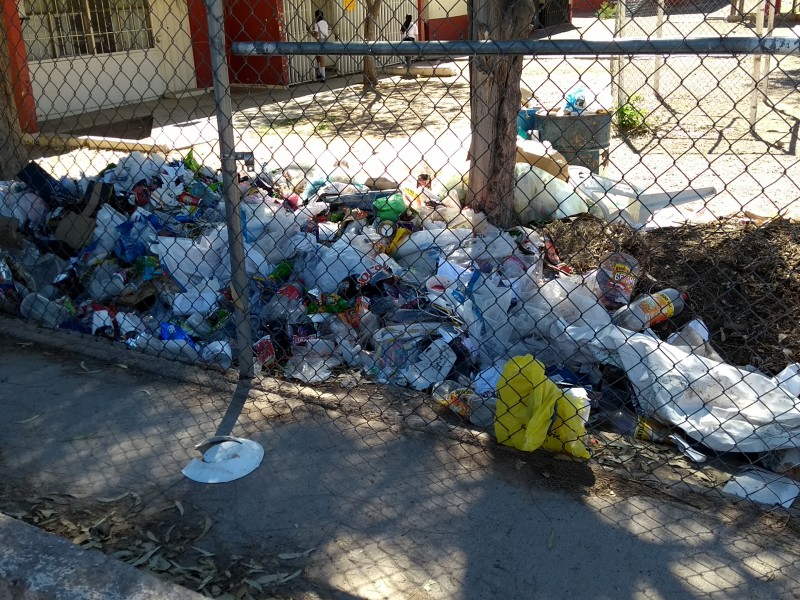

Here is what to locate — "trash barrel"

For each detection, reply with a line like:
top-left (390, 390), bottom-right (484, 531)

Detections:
top-left (536, 110), bottom-right (612, 173)
top-left (516, 107), bottom-right (540, 139)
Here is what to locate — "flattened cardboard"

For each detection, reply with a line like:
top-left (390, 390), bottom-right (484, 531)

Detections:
top-left (516, 139), bottom-right (570, 182)
top-left (53, 182), bottom-right (111, 250)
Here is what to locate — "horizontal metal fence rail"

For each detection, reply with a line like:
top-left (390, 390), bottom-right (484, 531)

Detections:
top-left (233, 36), bottom-right (800, 57)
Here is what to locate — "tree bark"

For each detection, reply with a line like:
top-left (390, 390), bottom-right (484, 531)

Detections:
top-left (467, 0), bottom-right (536, 228)
top-left (362, 0), bottom-right (380, 90)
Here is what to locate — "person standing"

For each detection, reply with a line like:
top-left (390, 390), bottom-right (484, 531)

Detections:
top-left (310, 10), bottom-right (330, 82)
top-left (400, 14), bottom-right (418, 73)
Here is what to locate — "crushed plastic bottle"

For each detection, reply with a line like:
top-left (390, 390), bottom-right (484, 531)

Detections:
top-left (261, 283), bottom-right (305, 322)
top-left (431, 380), bottom-right (495, 430)
top-left (594, 252), bottom-right (641, 310)
top-left (603, 408), bottom-right (668, 443)
top-left (612, 289), bottom-right (687, 331)
top-left (20, 293), bottom-right (71, 328)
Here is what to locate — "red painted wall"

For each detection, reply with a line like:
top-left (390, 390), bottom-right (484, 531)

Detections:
top-left (187, 0), bottom-right (213, 88)
top-left (225, 0), bottom-right (287, 86)
top-left (571, 0), bottom-right (603, 15)
top-left (2, 0), bottom-right (37, 133)
top-left (427, 14), bottom-right (469, 41)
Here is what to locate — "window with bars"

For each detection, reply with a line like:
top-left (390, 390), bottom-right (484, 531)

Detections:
top-left (21, 0), bottom-right (154, 61)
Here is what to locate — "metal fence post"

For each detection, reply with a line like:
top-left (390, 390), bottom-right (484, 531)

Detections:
top-left (205, 0), bottom-right (255, 378)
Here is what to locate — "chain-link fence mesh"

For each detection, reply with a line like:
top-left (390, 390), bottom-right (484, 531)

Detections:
top-left (2, 0), bottom-right (800, 594)
top-left (614, 0), bottom-right (779, 134)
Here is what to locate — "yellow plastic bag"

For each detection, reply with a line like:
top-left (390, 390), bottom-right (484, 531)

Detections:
top-left (495, 355), bottom-right (590, 459)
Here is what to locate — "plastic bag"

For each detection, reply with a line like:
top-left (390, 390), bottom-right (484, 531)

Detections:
top-left (200, 341), bottom-right (233, 370)
top-left (403, 338), bottom-right (457, 390)
top-left (614, 332), bottom-right (800, 453)
top-left (115, 219), bottom-right (158, 264)
top-left (92, 205), bottom-right (127, 255)
top-left (373, 193), bottom-right (407, 222)
top-left (87, 262), bottom-right (126, 302)
top-left (251, 211), bottom-right (301, 263)
top-left (513, 164), bottom-right (590, 224)
top-left (0, 191), bottom-right (48, 229)
top-left (113, 152), bottom-right (166, 192)
top-left (494, 355), bottom-right (590, 459)
top-left (541, 387), bottom-right (591, 459)
top-left (529, 276), bottom-right (611, 329)
top-left (564, 86), bottom-right (595, 115)
top-left (152, 236), bottom-right (221, 290)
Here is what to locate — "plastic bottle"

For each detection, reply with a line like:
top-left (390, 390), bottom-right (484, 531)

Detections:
top-left (261, 283), bottom-right (305, 322)
top-left (20, 293), bottom-right (71, 328)
top-left (594, 252), bottom-right (641, 310)
top-left (612, 289), bottom-right (687, 331)
top-left (431, 381), bottom-right (495, 430)
top-left (604, 408), bottom-right (667, 443)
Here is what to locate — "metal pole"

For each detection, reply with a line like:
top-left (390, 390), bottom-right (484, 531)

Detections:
top-left (749, 0), bottom-right (767, 126)
top-left (653, 0), bottom-right (665, 98)
top-left (760, 0), bottom-right (777, 98)
top-left (231, 37), bottom-right (800, 57)
top-left (205, 0), bottom-right (255, 378)
top-left (611, 0), bottom-right (626, 109)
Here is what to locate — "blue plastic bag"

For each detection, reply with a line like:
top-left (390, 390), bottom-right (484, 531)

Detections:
top-left (114, 219), bottom-right (158, 264)
top-left (565, 86), bottom-right (590, 115)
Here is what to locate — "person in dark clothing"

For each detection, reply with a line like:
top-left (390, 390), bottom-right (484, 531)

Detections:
top-left (400, 14), bottom-right (418, 72)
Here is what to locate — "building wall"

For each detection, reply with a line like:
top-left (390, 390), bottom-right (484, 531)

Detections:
top-left (29, 52), bottom-right (167, 120)
top-left (226, 0), bottom-right (288, 86)
top-left (22, 0), bottom-right (196, 121)
top-left (425, 0), bottom-right (468, 40)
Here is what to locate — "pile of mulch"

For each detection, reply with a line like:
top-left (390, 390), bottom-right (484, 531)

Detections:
top-left (544, 214), bottom-right (800, 375)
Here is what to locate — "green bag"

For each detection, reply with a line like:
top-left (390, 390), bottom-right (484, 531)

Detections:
top-left (373, 193), bottom-right (407, 222)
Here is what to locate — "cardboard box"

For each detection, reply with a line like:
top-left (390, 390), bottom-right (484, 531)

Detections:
top-left (53, 182), bottom-right (110, 250)
top-left (516, 138), bottom-right (570, 182)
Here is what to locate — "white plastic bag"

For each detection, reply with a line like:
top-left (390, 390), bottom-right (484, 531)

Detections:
top-left (0, 191), bottom-right (48, 229)
top-left (152, 236), bottom-right (221, 290)
top-left (616, 332), bottom-right (800, 453)
top-left (529, 276), bottom-right (611, 329)
top-left (403, 338), bottom-right (457, 390)
top-left (92, 205), bottom-right (127, 254)
top-left (513, 164), bottom-right (589, 224)
top-left (113, 152), bottom-right (165, 192)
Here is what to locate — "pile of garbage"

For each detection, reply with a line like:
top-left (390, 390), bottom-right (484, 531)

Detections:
top-left (2, 151), bottom-right (800, 492)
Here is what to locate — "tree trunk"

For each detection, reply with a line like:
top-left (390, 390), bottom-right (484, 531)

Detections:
top-left (467, 0), bottom-right (536, 228)
top-left (0, 14), bottom-right (28, 179)
top-left (362, 0), bottom-right (380, 89)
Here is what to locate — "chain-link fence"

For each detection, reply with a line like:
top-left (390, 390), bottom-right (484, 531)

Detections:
top-left (614, 0), bottom-right (781, 131)
top-left (2, 0), bottom-right (800, 567)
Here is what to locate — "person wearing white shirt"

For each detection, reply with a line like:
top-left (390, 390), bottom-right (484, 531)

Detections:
top-left (310, 10), bottom-right (330, 82)
top-left (400, 14), bottom-right (418, 73)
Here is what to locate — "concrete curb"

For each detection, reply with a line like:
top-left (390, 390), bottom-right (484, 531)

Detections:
top-left (0, 513), bottom-right (205, 600)
top-left (385, 64), bottom-right (459, 78)
top-left (0, 315), bottom-right (239, 393)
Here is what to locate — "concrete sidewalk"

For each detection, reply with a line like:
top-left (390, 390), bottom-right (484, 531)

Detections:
top-left (0, 320), bottom-right (799, 599)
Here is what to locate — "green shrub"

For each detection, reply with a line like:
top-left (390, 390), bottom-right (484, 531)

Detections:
top-left (615, 94), bottom-right (648, 132)
top-left (597, 1), bottom-right (618, 19)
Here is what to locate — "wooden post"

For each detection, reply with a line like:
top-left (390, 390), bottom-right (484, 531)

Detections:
top-left (0, 5), bottom-right (28, 179)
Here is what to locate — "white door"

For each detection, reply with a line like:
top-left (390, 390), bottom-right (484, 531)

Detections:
top-left (150, 0), bottom-right (197, 93)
